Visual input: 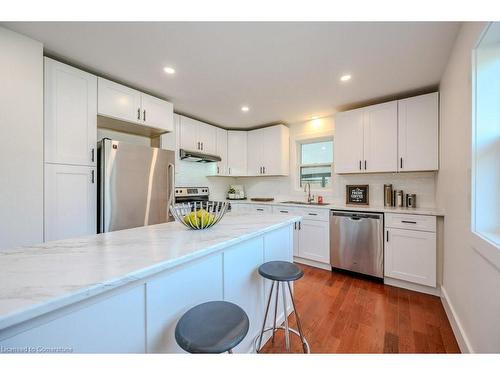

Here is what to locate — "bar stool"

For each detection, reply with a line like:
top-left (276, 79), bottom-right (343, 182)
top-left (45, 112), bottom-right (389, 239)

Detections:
top-left (254, 261), bottom-right (310, 353)
top-left (175, 301), bottom-right (249, 353)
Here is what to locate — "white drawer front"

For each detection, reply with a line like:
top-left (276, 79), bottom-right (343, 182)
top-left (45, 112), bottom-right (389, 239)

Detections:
top-left (250, 205), bottom-right (273, 213)
top-left (295, 207), bottom-right (329, 221)
top-left (385, 213), bottom-right (436, 232)
top-left (272, 206), bottom-right (300, 215)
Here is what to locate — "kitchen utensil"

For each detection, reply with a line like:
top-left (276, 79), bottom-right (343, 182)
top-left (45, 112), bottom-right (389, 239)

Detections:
top-left (406, 194), bottom-right (417, 208)
top-left (384, 184), bottom-right (393, 207)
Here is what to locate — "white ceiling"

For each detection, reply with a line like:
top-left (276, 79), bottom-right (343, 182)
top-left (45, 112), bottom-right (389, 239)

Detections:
top-left (3, 22), bottom-right (460, 129)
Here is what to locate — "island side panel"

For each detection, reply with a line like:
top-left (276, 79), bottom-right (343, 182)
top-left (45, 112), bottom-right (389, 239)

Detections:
top-left (146, 254), bottom-right (223, 353)
top-left (0, 284), bottom-right (145, 353)
top-left (223, 236), bottom-right (265, 353)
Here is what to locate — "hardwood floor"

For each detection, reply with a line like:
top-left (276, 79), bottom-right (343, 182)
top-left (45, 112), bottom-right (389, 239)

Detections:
top-left (260, 265), bottom-right (460, 354)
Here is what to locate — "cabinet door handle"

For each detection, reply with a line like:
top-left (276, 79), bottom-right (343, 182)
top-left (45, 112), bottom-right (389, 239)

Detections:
top-left (137, 108), bottom-right (141, 120)
top-left (259, 166), bottom-right (262, 174)
top-left (359, 160), bottom-right (362, 170)
top-left (308, 213), bottom-right (318, 216)
top-left (280, 210), bottom-right (289, 213)
top-left (401, 220), bottom-right (417, 224)
top-left (364, 160), bottom-right (367, 170)
top-left (256, 208), bottom-right (264, 211)
top-left (299, 222), bottom-right (301, 230)
top-left (400, 157), bottom-right (403, 169)
top-left (263, 166), bottom-right (266, 174)
top-left (386, 230), bottom-right (389, 242)
top-left (91, 170), bottom-right (95, 184)
top-left (201, 142), bottom-right (203, 150)
top-left (228, 167), bottom-right (231, 175)
top-left (217, 166), bottom-right (219, 174)
top-left (143, 110), bottom-right (146, 122)
top-left (294, 222), bottom-right (297, 230)
top-left (91, 147), bottom-right (95, 162)
top-left (197, 142), bottom-right (200, 150)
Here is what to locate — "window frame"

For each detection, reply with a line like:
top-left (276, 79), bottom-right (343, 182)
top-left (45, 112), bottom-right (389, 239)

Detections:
top-left (296, 136), bottom-right (334, 191)
top-left (470, 22), bottom-right (500, 270)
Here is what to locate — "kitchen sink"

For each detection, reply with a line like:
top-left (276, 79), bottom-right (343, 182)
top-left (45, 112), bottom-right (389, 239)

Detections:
top-left (280, 201), bottom-right (330, 206)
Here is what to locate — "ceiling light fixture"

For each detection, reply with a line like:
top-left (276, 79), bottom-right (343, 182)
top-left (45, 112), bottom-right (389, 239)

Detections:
top-left (311, 115), bottom-right (319, 120)
top-left (163, 66), bottom-right (176, 75)
top-left (340, 74), bottom-right (351, 82)
top-left (241, 106), bottom-right (250, 112)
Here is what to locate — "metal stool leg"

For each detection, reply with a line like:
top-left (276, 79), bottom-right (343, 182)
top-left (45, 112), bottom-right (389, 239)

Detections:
top-left (281, 281), bottom-right (290, 352)
top-left (272, 279), bottom-right (279, 343)
top-left (287, 281), bottom-right (308, 353)
top-left (257, 280), bottom-right (275, 352)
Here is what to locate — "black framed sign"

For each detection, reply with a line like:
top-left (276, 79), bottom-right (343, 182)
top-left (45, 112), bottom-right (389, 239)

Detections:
top-left (346, 185), bottom-right (369, 205)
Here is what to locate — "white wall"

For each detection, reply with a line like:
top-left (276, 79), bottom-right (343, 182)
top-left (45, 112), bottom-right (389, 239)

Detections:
top-left (238, 116), bottom-right (437, 208)
top-left (437, 22), bottom-right (500, 353)
top-left (0, 27), bottom-right (44, 250)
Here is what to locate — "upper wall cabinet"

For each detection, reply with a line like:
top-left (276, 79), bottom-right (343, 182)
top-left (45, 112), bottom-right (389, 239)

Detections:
top-left (227, 131), bottom-right (247, 176)
top-left (334, 92), bottom-right (438, 174)
top-left (178, 115), bottom-right (217, 154)
top-left (398, 92), bottom-right (439, 172)
top-left (44, 58), bottom-right (97, 166)
top-left (215, 127), bottom-right (228, 175)
top-left (97, 78), bottom-right (173, 133)
top-left (247, 125), bottom-right (290, 176)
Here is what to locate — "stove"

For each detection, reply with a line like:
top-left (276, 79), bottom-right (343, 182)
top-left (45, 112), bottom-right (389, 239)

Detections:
top-left (174, 187), bottom-right (228, 211)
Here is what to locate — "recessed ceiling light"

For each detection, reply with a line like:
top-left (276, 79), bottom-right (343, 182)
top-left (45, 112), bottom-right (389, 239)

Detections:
top-left (340, 74), bottom-right (351, 82)
top-left (241, 106), bottom-right (250, 112)
top-left (311, 115), bottom-right (319, 120)
top-left (163, 66), bottom-right (176, 75)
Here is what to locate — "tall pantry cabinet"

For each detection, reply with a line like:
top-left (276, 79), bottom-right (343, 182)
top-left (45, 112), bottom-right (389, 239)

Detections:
top-left (44, 58), bottom-right (97, 241)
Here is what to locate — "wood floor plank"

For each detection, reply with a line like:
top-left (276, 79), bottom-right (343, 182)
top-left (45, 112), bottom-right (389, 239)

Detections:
top-left (260, 264), bottom-right (460, 354)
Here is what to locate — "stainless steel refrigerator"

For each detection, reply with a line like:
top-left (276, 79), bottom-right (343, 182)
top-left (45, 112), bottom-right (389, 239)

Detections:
top-left (98, 138), bottom-right (175, 233)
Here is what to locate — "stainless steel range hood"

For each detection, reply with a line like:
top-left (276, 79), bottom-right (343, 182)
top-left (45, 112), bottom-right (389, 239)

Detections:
top-left (179, 149), bottom-right (222, 163)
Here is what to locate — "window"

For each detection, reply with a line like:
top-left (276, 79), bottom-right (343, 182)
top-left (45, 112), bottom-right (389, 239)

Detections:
top-left (472, 22), bottom-right (500, 251)
top-left (298, 139), bottom-right (333, 189)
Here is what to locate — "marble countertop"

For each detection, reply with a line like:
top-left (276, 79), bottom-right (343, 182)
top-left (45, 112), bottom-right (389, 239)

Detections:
top-left (0, 213), bottom-right (300, 331)
top-left (228, 199), bottom-right (444, 216)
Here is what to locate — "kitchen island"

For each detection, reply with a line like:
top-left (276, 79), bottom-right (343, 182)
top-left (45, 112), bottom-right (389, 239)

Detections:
top-left (0, 213), bottom-right (300, 353)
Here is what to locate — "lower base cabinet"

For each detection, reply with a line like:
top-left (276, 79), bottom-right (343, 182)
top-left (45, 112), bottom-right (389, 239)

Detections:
top-left (384, 214), bottom-right (437, 288)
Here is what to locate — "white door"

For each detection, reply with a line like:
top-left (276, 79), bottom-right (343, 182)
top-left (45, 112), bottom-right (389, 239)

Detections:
top-left (246, 129), bottom-right (263, 175)
top-left (297, 219), bottom-right (330, 263)
top-left (44, 164), bottom-right (96, 241)
top-left (363, 101), bottom-right (398, 173)
top-left (140, 93), bottom-right (174, 132)
top-left (334, 109), bottom-right (364, 173)
top-left (215, 127), bottom-right (228, 175)
top-left (198, 122), bottom-right (217, 155)
top-left (398, 92), bottom-right (439, 171)
top-left (44, 58), bottom-right (97, 166)
top-left (179, 116), bottom-right (199, 151)
top-left (384, 228), bottom-right (436, 287)
top-left (227, 131), bottom-right (247, 176)
top-left (97, 77), bottom-right (142, 124)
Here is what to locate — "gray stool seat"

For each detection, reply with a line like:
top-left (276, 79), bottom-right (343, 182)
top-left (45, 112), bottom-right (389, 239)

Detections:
top-left (258, 261), bottom-right (304, 281)
top-left (175, 301), bottom-right (249, 353)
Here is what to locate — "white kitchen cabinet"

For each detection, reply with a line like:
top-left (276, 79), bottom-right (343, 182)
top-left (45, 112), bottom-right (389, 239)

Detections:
top-left (296, 219), bottom-right (330, 263)
top-left (146, 254), bottom-right (223, 353)
top-left (362, 101), bottom-right (398, 173)
top-left (227, 131), bottom-right (247, 175)
top-left (178, 115), bottom-right (217, 154)
top-left (44, 58), bottom-right (97, 166)
top-left (384, 214), bottom-right (437, 287)
top-left (334, 108), bottom-right (364, 173)
top-left (247, 125), bottom-right (289, 176)
top-left (44, 164), bottom-right (97, 242)
top-left (98, 77), bottom-right (173, 132)
top-left (398, 92), bottom-right (439, 171)
top-left (141, 93), bottom-right (174, 132)
top-left (215, 127), bottom-right (228, 175)
top-left (98, 77), bottom-right (142, 124)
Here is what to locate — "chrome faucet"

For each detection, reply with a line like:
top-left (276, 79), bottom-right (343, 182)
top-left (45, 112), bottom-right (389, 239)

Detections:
top-left (304, 183), bottom-right (314, 203)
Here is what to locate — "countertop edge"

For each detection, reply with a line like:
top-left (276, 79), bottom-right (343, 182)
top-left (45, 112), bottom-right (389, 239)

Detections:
top-left (0, 216), bottom-right (300, 332)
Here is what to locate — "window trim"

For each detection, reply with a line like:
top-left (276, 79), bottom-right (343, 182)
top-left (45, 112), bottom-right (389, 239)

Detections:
top-left (296, 135), bottom-right (334, 192)
top-left (470, 21), bottom-right (500, 271)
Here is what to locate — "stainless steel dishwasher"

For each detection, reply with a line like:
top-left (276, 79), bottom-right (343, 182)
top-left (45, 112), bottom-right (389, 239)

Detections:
top-left (330, 210), bottom-right (383, 278)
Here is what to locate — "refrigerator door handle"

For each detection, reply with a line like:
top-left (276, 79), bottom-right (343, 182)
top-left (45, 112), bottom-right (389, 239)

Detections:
top-left (167, 163), bottom-right (175, 217)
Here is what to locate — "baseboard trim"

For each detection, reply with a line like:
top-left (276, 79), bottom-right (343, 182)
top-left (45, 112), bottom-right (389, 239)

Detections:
top-left (293, 257), bottom-right (331, 271)
top-left (440, 286), bottom-right (473, 353)
top-left (383, 277), bottom-right (441, 296)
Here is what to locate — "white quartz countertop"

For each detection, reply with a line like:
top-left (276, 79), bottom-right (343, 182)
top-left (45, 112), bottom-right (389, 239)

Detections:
top-left (0, 213), bottom-right (300, 331)
top-left (228, 199), bottom-right (444, 216)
